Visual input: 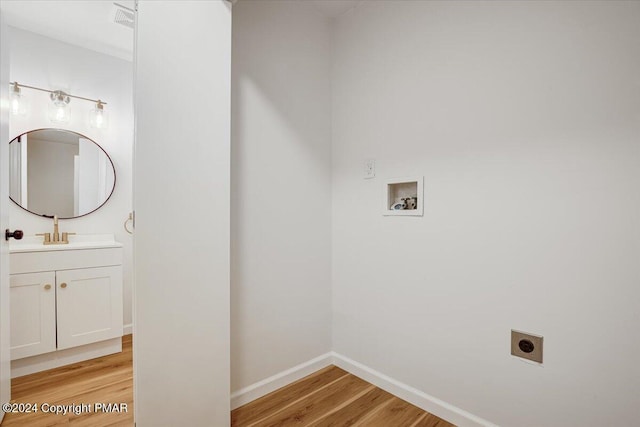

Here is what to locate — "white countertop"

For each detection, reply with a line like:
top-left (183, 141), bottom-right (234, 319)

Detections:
top-left (9, 234), bottom-right (123, 253)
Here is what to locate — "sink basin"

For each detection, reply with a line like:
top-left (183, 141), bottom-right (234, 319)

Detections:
top-left (9, 234), bottom-right (123, 253)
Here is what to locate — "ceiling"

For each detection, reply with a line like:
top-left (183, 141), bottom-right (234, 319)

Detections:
top-left (0, 0), bottom-right (359, 61)
top-left (0, 0), bottom-right (135, 61)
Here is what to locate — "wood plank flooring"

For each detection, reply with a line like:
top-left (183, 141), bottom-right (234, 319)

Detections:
top-left (231, 366), bottom-right (455, 427)
top-left (1, 335), bottom-right (133, 427)
top-left (2, 339), bottom-right (454, 427)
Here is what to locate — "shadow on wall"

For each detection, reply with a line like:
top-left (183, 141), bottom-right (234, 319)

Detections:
top-left (229, 1), bottom-right (333, 393)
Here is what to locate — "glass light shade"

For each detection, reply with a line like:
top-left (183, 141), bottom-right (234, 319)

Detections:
top-left (10, 84), bottom-right (26, 115)
top-left (49, 91), bottom-right (71, 123)
top-left (48, 102), bottom-right (70, 123)
top-left (89, 102), bottom-right (109, 129)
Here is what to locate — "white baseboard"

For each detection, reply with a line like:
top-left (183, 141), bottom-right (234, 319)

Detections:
top-left (123, 323), bottom-right (133, 336)
top-left (230, 351), bottom-right (497, 427)
top-left (332, 352), bottom-right (499, 427)
top-left (11, 338), bottom-right (122, 378)
top-left (230, 352), bottom-right (333, 410)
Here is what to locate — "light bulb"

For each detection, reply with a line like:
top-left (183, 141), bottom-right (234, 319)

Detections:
top-left (89, 100), bottom-right (109, 129)
top-left (56, 106), bottom-right (66, 120)
top-left (11, 97), bottom-right (20, 114)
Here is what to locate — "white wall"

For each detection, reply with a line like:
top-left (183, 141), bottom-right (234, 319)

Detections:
top-left (135, 1), bottom-right (231, 425)
top-left (231, 0), bottom-right (333, 394)
top-left (8, 28), bottom-right (134, 330)
top-left (331, 2), bottom-right (640, 426)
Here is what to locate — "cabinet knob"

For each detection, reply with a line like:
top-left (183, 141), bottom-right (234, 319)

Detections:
top-left (44, 284), bottom-right (51, 290)
top-left (60, 283), bottom-right (67, 289)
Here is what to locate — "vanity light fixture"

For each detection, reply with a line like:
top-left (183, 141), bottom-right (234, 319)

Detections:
top-left (9, 82), bottom-right (108, 128)
top-left (10, 82), bottom-right (26, 116)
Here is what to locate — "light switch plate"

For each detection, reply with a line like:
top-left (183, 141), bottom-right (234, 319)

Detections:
top-left (364, 159), bottom-right (375, 179)
top-left (511, 330), bottom-right (543, 364)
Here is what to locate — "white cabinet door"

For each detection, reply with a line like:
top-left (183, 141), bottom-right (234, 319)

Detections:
top-left (56, 266), bottom-right (123, 350)
top-left (9, 272), bottom-right (57, 360)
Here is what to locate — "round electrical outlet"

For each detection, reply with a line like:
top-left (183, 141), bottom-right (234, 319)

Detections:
top-left (518, 339), bottom-right (535, 353)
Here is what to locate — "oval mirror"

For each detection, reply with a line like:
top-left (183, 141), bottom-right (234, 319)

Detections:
top-left (8, 129), bottom-right (116, 219)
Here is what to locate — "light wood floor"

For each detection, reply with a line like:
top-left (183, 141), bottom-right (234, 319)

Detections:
top-left (231, 365), bottom-right (455, 427)
top-left (2, 339), bottom-right (454, 427)
top-left (1, 335), bottom-right (133, 427)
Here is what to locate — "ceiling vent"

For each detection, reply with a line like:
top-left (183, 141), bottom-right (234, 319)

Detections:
top-left (111, 3), bottom-right (135, 30)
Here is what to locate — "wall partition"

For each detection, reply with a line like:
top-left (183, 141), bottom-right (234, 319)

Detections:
top-left (134, 1), bottom-right (231, 425)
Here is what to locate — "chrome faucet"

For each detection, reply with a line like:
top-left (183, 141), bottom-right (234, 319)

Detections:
top-left (37, 215), bottom-right (74, 245)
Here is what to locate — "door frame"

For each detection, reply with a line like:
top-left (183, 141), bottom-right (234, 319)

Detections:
top-left (1, 9), bottom-right (13, 422)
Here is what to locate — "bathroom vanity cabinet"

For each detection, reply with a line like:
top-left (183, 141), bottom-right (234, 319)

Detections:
top-left (9, 237), bottom-right (123, 377)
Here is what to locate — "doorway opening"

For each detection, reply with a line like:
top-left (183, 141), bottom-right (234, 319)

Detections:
top-left (1, 1), bottom-right (136, 425)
